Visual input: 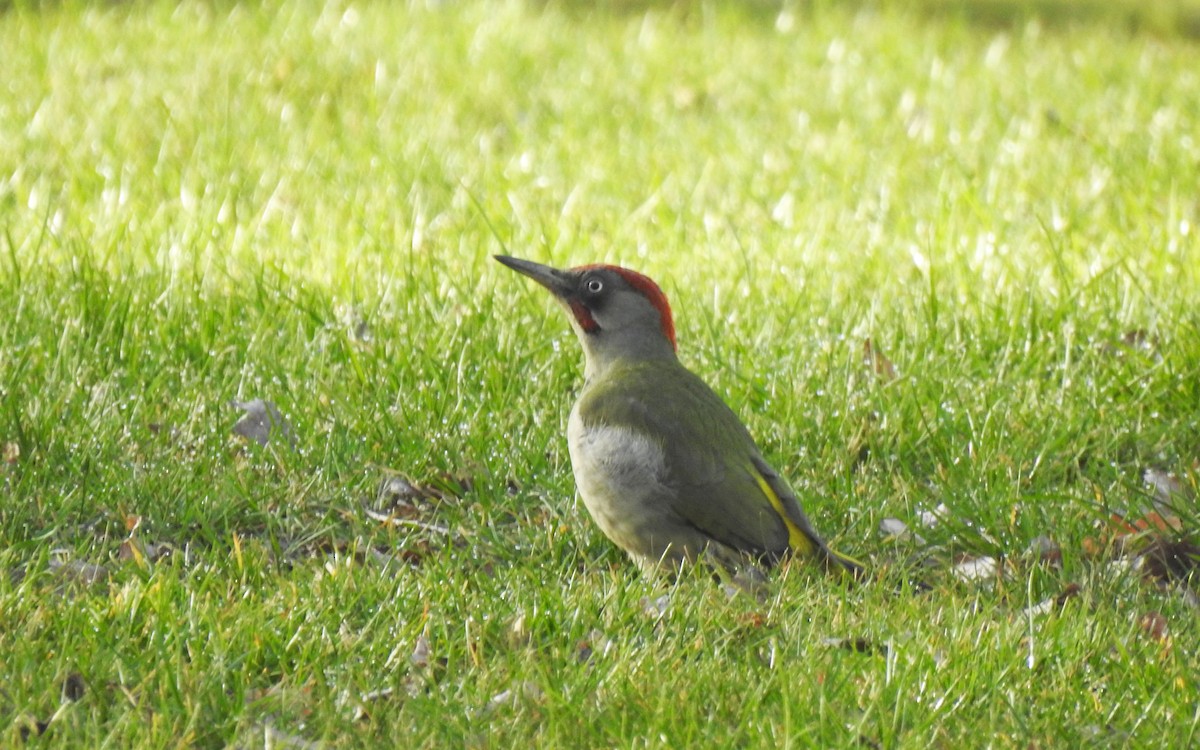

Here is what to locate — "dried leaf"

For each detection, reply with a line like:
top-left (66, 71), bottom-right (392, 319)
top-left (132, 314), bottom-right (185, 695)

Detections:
top-left (362, 508), bottom-right (450, 535)
top-left (879, 517), bottom-right (926, 545)
top-left (230, 399), bottom-right (296, 448)
top-left (575, 639), bottom-right (594, 664)
top-left (1109, 510), bottom-right (1182, 535)
top-left (119, 539), bottom-right (174, 565)
top-left (480, 682), bottom-right (544, 717)
top-left (376, 475), bottom-right (434, 510)
top-left (821, 636), bottom-right (888, 655)
top-left (1082, 535), bottom-right (1106, 558)
top-left (62, 672), bottom-right (86, 702)
top-left (738, 612), bottom-right (768, 629)
top-left (917, 504), bottom-right (949, 529)
top-left (397, 543), bottom-right (431, 567)
top-left (1144, 468), bottom-right (1194, 521)
top-left (2, 441), bottom-right (18, 464)
top-left (17, 717), bottom-right (51, 740)
top-left (410, 635), bottom-right (432, 669)
top-left (1137, 538), bottom-right (1200, 583)
top-left (370, 471), bottom-right (473, 522)
top-left (1026, 535), bottom-right (1062, 567)
top-left (575, 629), bottom-right (614, 663)
top-left (1138, 611), bottom-right (1169, 642)
top-left (1055, 582), bottom-right (1082, 607)
top-left (509, 612), bottom-right (530, 647)
top-left (1145, 467), bottom-right (1187, 500)
top-left (951, 555), bottom-right (1000, 583)
top-left (862, 338), bottom-right (897, 381)
top-left (1023, 582), bottom-right (1081, 617)
top-left (1116, 329), bottom-right (1158, 355)
top-left (118, 539), bottom-right (145, 567)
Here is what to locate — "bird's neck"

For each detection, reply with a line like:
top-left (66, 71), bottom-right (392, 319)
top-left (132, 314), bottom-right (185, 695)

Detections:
top-left (581, 339), bottom-right (680, 386)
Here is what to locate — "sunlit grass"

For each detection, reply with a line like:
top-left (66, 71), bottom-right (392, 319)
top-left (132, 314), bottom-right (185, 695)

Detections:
top-left (1, 0), bottom-right (1198, 746)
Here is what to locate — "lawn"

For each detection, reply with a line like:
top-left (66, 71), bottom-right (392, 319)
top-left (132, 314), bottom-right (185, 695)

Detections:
top-left (2, 0), bottom-right (1199, 746)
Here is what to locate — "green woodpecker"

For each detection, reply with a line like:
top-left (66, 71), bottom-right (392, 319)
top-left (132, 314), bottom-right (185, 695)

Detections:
top-left (496, 255), bottom-right (863, 579)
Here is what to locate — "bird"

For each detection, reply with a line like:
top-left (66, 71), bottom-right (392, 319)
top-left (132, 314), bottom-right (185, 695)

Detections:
top-left (495, 255), bottom-right (864, 580)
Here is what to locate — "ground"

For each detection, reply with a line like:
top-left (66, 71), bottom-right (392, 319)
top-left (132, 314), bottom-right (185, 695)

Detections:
top-left (1, 0), bottom-right (1198, 746)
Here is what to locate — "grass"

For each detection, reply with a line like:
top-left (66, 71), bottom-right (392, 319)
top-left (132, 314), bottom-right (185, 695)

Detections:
top-left (2, 0), bottom-right (1199, 746)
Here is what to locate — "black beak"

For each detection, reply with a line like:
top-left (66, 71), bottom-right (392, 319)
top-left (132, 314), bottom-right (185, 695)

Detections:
top-left (494, 255), bottom-right (577, 299)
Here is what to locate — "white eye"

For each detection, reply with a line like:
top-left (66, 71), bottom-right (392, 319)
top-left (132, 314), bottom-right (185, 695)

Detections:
top-left (585, 278), bottom-right (604, 294)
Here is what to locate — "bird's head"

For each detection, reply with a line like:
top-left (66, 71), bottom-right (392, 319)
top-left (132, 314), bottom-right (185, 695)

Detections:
top-left (495, 255), bottom-right (677, 377)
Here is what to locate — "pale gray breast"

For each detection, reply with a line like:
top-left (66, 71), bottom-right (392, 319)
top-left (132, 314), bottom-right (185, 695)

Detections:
top-left (566, 408), bottom-right (675, 544)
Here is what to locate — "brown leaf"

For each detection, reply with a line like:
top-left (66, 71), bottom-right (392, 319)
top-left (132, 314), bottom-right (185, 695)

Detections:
top-left (1138, 538), bottom-right (1200, 583)
top-left (397, 544), bottom-right (431, 567)
top-left (821, 636), bottom-right (888, 655)
top-left (119, 539), bottom-right (174, 565)
top-left (1054, 583), bottom-right (1082, 607)
top-left (17, 717), bottom-right (51, 740)
top-left (575, 639), bottom-right (594, 664)
top-left (862, 338), bottom-right (897, 381)
top-left (1117, 329), bottom-right (1158, 354)
top-left (376, 475), bottom-right (435, 509)
top-left (372, 471), bottom-right (474, 516)
top-left (2, 441), bottom-right (18, 465)
top-left (118, 539), bottom-right (145, 566)
top-left (1138, 611), bottom-right (1170, 644)
top-left (1082, 535), bottom-right (1106, 558)
top-left (62, 672), bottom-right (87, 702)
top-left (738, 612), bottom-right (769, 629)
top-left (576, 629), bottom-right (612, 663)
top-left (1107, 509), bottom-right (1183, 537)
